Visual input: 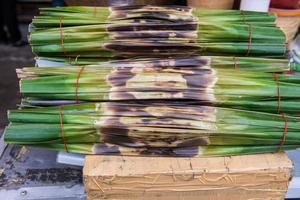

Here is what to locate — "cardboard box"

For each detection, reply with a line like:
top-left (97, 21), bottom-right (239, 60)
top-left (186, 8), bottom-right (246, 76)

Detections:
top-left (83, 153), bottom-right (293, 200)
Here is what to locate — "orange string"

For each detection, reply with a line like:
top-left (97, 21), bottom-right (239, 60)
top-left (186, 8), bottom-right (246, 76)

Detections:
top-left (273, 73), bottom-right (281, 114)
top-left (59, 17), bottom-right (66, 55)
top-left (272, 74), bottom-right (288, 152)
top-left (278, 114), bottom-right (288, 152)
top-left (233, 56), bottom-right (237, 69)
top-left (75, 66), bottom-right (85, 103)
top-left (59, 106), bottom-right (69, 152)
top-left (93, 0), bottom-right (97, 17)
top-left (246, 24), bottom-right (253, 56)
top-left (240, 11), bottom-right (246, 24)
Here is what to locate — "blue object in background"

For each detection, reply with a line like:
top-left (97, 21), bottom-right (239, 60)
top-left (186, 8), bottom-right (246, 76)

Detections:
top-left (52, 0), bottom-right (66, 7)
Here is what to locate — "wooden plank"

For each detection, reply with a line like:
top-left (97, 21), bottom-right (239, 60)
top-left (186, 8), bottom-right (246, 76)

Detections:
top-left (84, 153), bottom-right (293, 200)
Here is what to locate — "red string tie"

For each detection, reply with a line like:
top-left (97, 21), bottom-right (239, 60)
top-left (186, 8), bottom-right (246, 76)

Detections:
top-left (246, 24), bottom-right (253, 56)
top-left (59, 106), bottom-right (69, 152)
top-left (273, 73), bottom-right (281, 114)
top-left (233, 56), bottom-right (237, 69)
top-left (75, 66), bottom-right (86, 103)
top-left (278, 114), bottom-right (288, 152)
top-left (93, 1), bottom-right (97, 17)
top-left (240, 10), bottom-right (246, 24)
top-left (59, 17), bottom-right (66, 55)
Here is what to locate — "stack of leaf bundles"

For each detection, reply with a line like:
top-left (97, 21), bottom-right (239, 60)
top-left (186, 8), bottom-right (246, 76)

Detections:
top-left (17, 56), bottom-right (299, 116)
top-left (29, 5), bottom-right (286, 61)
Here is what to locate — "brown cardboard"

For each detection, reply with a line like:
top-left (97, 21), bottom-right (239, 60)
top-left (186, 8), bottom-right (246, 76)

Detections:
top-left (83, 153), bottom-right (293, 200)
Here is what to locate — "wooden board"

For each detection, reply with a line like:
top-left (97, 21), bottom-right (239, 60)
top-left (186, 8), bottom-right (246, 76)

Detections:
top-left (84, 153), bottom-right (293, 200)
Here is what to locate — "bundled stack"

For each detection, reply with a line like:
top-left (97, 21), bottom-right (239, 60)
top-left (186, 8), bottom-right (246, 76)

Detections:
top-left (5, 57), bottom-right (300, 156)
top-left (4, 5), bottom-right (300, 157)
top-left (5, 101), bottom-right (300, 156)
top-left (29, 5), bottom-right (286, 64)
top-left (17, 57), bottom-right (300, 115)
